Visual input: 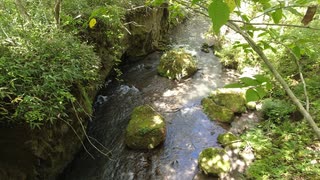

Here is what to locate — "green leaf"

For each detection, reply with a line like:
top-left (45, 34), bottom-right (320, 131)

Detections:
top-left (271, 8), bottom-right (283, 24)
top-left (255, 86), bottom-right (267, 98)
top-left (224, 83), bottom-right (244, 88)
top-left (208, 0), bottom-right (230, 33)
top-left (224, 0), bottom-right (236, 12)
top-left (287, 7), bottom-right (302, 16)
top-left (254, 74), bottom-right (269, 83)
top-left (266, 82), bottom-right (273, 90)
top-left (262, 2), bottom-right (271, 10)
top-left (292, 46), bottom-right (301, 59)
top-left (241, 15), bottom-right (250, 22)
top-left (246, 89), bottom-right (260, 102)
top-left (240, 77), bottom-right (260, 86)
top-left (258, 31), bottom-right (269, 37)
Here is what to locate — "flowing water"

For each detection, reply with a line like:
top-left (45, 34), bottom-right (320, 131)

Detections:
top-left (61, 17), bottom-right (238, 180)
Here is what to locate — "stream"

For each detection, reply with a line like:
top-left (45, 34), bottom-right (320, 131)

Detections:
top-left (61, 17), bottom-right (237, 180)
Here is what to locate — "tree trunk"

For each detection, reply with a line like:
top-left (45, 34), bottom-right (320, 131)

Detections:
top-left (226, 21), bottom-right (320, 139)
top-left (54, 0), bottom-right (62, 27)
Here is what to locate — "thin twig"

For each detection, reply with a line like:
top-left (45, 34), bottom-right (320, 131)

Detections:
top-left (1, 27), bottom-right (10, 39)
top-left (71, 101), bottom-right (113, 159)
top-left (251, 5), bottom-right (305, 21)
top-left (279, 42), bottom-right (309, 112)
top-left (127, 5), bottom-right (146, 11)
top-left (58, 117), bottom-right (95, 159)
top-left (268, 36), bottom-right (310, 111)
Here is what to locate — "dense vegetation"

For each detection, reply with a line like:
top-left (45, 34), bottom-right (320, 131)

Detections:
top-left (200, 0), bottom-right (320, 178)
top-left (150, 0), bottom-right (320, 178)
top-left (1, 0), bottom-right (319, 178)
top-left (0, 0), bottom-right (138, 128)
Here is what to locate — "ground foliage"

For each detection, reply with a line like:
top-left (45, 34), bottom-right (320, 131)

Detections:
top-left (201, 0), bottom-right (320, 178)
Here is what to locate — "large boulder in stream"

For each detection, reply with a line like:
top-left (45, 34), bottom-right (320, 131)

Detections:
top-left (157, 49), bottom-right (197, 80)
top-left (125, 105), bottom-right (166, 150)
top-left (202, 97), bottom-right (234, 123)
top-left (201, 88), bottom-right (247, 123)
top-left (211, 88), bottom-right (246, 113)
top-left (198, 147), bottom-right (231, 176)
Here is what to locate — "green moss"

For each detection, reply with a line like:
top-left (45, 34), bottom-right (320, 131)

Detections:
top-left (217, 132), bottom-right (239, 147)
top-left (157, 49), bottom-right (197, 80)
top-left (211, 88), bottom-right (246, 113)
top-left (198, 147), bottom-right (231, 176)
top-left (77, 83), bottom-right (93, 115)
top-left (125, 105), bottom-right (166, 150)
top-left (201, 97), bottom-right (234, 123)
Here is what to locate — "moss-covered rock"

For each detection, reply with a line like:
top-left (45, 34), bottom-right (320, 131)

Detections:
top-left (201, 88), bottom-right (248, 123)
top-left (198, 148), bottom-right (231, 176)
top-left (210, 88), bottom-right (246, 113)
top-left (157, 49), bottom-right (197, 80)
top-left (125, 105), bottom-right (166, 150)
top-left (217, 132), bottom-right (240, 147)
top-left (201, 97), bottom-right (234, 123)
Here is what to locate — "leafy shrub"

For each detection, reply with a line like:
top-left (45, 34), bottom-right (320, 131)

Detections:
top-left (261, 99), bottom-right (296, 123)
top-left (0, 25), bottom-right (101, 128)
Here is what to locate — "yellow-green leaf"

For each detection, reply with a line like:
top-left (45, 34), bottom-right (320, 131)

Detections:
top-left (224, 0), bottom-right (236, 12)
top-left (208, 0), bottom-right (230, 34)
top-left (271, 8), bottom-right (282, 24)
top-left (89, 18), bottom-right (97, 29)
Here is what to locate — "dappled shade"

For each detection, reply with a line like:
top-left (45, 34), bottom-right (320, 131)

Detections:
top-left (198, 147), bottom-right (231, 176)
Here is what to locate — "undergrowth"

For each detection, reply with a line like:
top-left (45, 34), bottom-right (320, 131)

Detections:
top-left (0, 25), bottom-right (101, 128)
top-left (242, 119), bottom-right (320, 179)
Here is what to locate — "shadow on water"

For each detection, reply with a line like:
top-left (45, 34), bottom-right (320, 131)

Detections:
top-left (61, 17), bottom-right (233, 180)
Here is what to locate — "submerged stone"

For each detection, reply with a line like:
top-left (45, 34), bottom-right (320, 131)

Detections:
top-left (198, 147), bottom-right (231, 176)
top-left (125, 105), bottom-right (166, 150)
top-left (201, 97), bottom-right (234, 123)
top-left (157, 48), bottom-right (197, 80)
top-left (217, 132), bottom-right (240, 147)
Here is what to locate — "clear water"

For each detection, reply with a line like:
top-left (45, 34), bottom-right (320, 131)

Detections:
top-left (62, 17), bottom-right (230, 180)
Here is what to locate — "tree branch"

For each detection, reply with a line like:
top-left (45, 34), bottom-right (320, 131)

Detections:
top-left (251, 5), bottom-right (305, 20)
top-left (226, 21), bottom-right (320, 138)
top-left (268, 35), bottom-right (310, 112)
top-left (54, 0), bottom-right (62, 27)
top-left (230, 20), bottom-right (320, 30)
top-left (174, 0), bottom-right (320, 139)
top-left (285, 45), bottom-right (309, 112)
